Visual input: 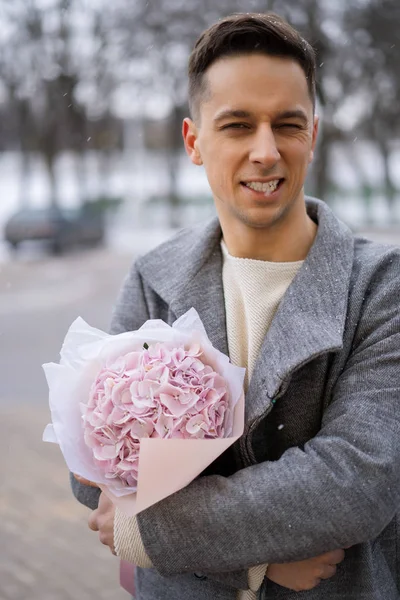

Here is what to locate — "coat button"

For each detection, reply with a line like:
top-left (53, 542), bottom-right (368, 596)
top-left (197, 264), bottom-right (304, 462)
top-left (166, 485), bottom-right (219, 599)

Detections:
top-left (194, 573), bottom-right (208, 580)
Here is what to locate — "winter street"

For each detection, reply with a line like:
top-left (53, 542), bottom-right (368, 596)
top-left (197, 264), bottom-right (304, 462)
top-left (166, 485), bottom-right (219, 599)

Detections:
top-left (1, 226), bottom-right (399, 599)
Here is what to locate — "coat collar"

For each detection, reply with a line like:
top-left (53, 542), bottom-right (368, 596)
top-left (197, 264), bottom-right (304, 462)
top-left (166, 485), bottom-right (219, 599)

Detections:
top-left (137, 198), bottom-right (355, 423)
top-left (137, 217), bottom-right (228, 355)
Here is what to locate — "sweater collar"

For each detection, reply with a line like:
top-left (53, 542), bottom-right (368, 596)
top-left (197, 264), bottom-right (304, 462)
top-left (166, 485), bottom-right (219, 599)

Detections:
top-left (220, 238), bottom-right (304, 266)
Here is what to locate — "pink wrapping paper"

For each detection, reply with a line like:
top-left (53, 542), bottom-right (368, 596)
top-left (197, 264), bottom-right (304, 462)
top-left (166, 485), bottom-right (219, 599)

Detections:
top-left (120, 560), bottom-right (135, 596)
top-left (98, 391), bottom-right (244, 515)
top-left (117, 391), bottom-right (244, 595)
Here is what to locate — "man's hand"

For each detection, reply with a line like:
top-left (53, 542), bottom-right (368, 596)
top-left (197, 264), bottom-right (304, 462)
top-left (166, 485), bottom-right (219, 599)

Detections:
top-left (266, 549), bottom-right (345, 591)
top-left (88, 492), bottom-right (117, 556)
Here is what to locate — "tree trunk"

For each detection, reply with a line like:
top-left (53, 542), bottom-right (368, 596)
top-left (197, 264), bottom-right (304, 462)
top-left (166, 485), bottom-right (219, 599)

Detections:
top-left (19, 151), bottom-right (31, 208)
top-left (99, 149), bottom-right (113, 198)
top-left (44, 152), bottom-right (59, 207)
top-left (17, 99), bottom-right (33, 208)
top-left (166, 150), bottom-right (181, 228)
top-left (311, 129), bottom-right (331, 202)
top-left (378, 139), bottom-right (396, 218)
top-left (76, 150), bottom-right (88, 206)
top-left (347, 145), bottom-right (373, 225)
top-left (166, 104), bottom-right (185, 229)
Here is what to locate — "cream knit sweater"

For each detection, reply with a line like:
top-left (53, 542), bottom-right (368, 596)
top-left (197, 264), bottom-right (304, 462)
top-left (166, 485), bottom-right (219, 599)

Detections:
top-left (114, 240), bottom-right (303, 600)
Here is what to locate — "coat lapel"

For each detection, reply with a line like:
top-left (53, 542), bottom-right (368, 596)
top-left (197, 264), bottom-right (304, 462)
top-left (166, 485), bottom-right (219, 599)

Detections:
top-left (137, 218), bottom-right (228, 356)
top-left (169, 252), bottom-right (228, 357)
top-left (246, 198), bottom-right (355, 423)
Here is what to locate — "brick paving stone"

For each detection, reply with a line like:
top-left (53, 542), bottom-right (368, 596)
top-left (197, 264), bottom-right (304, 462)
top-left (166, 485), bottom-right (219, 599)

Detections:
top-left (0, 405), bottom-right (128, 600)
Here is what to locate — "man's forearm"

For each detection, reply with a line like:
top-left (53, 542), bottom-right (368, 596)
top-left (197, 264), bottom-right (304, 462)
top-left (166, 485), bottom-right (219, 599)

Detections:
top-left (114, 508), bottom-right (252, 591)
top-left (136, 317), bottom-right (400, 577)
top-left (137, 417), bottom-right (398, 576)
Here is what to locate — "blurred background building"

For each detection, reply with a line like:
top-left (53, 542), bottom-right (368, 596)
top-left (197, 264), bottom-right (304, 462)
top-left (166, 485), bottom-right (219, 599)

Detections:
top-left (0, 1), bottom-right (399, 599)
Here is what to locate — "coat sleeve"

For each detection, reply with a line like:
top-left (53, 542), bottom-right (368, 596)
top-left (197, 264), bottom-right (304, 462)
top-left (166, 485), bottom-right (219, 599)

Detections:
top-left (108, 261), bottom-right (151, 335)
top-left (69, 261), bottom-right (150, 509)
top-left (136, 255), bottom-right (400, 576)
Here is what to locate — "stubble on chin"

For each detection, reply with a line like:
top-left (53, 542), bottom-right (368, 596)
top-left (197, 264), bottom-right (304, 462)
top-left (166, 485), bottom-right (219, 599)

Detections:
top-left (232, 203), bottom-right (291, 231)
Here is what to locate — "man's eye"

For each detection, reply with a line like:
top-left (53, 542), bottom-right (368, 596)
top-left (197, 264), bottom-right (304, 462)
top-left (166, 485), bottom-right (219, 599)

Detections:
top-left (276, 123), bottom-right (302, 130)
top-left (221, 123), bottom-right (250, 130)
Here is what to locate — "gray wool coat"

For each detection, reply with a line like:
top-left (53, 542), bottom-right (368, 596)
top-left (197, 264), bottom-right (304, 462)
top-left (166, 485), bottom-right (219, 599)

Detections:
top-left (71, 197), bottom-right (400, 599)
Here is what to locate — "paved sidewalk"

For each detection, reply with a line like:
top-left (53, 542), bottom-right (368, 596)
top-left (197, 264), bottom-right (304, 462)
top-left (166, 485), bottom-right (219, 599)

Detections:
top-left (0, 405), bottom-right (127, 600)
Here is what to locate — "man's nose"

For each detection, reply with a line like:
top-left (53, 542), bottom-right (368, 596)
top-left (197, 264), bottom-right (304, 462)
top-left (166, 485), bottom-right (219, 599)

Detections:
top-left (249, 125), bottom-right (280, 168)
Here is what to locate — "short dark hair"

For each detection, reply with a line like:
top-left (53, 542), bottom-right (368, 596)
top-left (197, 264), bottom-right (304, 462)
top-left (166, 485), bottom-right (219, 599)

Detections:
top-left (188, 13), bottom-right (316, 121)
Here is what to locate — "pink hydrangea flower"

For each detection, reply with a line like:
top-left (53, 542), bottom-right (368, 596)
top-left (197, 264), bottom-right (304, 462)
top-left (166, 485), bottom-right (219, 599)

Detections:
top-left (81, 342), bottom-right (230, 491)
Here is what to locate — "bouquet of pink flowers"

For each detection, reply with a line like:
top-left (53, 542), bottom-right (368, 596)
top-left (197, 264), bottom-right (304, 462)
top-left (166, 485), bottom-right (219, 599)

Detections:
top-left (43, 308), bottom-right (245, 516)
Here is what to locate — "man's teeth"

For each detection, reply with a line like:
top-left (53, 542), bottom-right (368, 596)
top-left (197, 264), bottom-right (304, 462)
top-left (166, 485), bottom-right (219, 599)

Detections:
top-left (245, 180), bottom-right (280, 193)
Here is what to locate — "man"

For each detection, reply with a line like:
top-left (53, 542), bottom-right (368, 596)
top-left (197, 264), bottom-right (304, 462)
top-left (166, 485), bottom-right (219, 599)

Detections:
top-left (71, 12), bottom-right (400, 600)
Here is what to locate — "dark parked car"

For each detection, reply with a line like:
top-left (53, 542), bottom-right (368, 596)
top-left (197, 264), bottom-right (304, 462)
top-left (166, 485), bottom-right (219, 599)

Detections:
top-left (4, 206), bottom-right (105, 254)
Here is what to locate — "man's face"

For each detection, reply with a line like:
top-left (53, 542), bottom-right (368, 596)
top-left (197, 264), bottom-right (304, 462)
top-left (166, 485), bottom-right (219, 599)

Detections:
top-left (183, 53), bottom-right (318, 232)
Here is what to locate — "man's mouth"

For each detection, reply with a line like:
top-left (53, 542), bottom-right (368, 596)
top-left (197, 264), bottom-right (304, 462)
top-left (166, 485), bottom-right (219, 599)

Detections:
top-left (241, 179), bottom-right (283, 195)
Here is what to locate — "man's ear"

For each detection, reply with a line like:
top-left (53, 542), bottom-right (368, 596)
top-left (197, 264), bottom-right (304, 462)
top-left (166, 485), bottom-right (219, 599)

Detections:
top-left (309, 114), bottom-right (319, 163)
top-left (182, 118), bottom-right (203, 165)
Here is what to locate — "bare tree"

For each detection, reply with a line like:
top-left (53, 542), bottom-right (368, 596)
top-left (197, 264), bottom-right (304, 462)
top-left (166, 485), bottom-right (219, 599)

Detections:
top-left (343, 0), bottom-right (400, 217)
top-left (0, 0), bottom-right (120, 207)
top-left (1, 0), bottom-right (399, 221)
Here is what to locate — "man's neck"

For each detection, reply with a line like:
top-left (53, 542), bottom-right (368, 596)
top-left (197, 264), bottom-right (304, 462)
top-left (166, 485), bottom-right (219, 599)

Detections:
top-left (221, 208), bottom-right (317, 263)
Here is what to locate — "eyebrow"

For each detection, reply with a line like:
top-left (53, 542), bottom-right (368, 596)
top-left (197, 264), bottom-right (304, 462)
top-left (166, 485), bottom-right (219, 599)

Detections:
top-left (275, 110), bottom-right (309, 124)
top-left (213, 109), bottom-right (252, 123)
top-left (213, 108), bottom-right (309, 125)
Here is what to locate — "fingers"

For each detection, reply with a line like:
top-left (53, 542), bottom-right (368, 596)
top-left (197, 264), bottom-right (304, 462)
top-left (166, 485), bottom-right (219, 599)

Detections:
top-left (88, 511), bottom-right (116, 556)
top-left (88, 510), bottom-right (99, 531)
top-left (321, 549), bottom-right (345, 565)
top-left (98, 491), bottom-right (113, 511)
top-left (99, 533), bottom-right (116, 555)
top-left (73, 473), bottom-right (99, 488)
top-left (87, 493), bottom-right (116, 557)
top-left (319, 564), bottom-right (337, 580)
top-left (316, 549), bottom-right (345, 582)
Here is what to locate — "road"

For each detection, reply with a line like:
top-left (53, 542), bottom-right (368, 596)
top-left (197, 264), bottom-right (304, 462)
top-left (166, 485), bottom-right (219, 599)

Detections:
top-left (0, 246), bottom-right (135, 600)
top-left (0, 247), bottom-right (135, 407)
